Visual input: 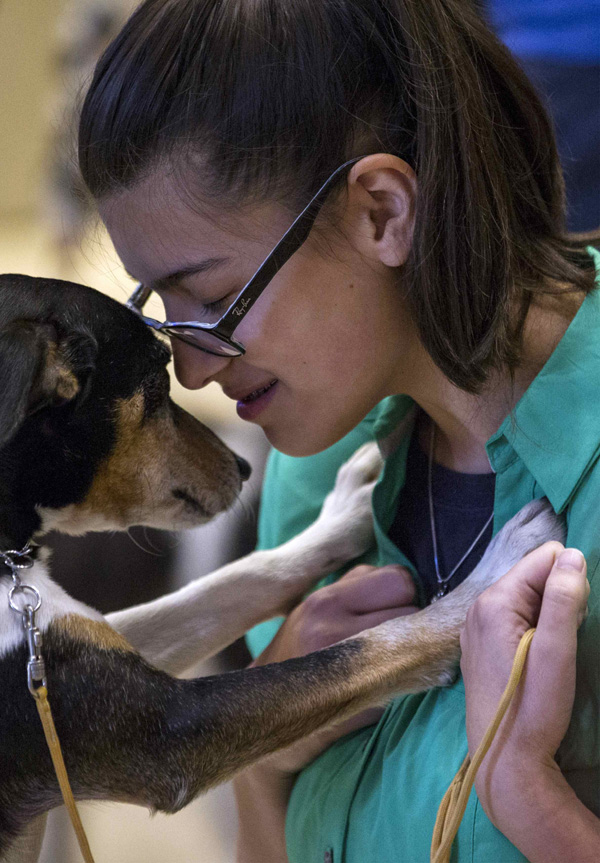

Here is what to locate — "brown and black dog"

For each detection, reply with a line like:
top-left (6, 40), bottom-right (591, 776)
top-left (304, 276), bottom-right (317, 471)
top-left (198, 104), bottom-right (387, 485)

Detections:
top-left (0, 274), bottom-right (562, 862)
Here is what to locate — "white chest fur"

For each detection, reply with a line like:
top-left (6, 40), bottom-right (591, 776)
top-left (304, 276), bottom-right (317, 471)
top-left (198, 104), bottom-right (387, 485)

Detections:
top-left (0, 554), bottom-right (104, 659)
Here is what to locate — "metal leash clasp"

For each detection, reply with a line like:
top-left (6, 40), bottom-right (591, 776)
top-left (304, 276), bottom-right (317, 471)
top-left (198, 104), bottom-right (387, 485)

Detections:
top-left (24, 604), bottom-right (47, 697)
top-left (3, 547), bottom-right (93, 860)
top-left (3, 545), bottom-right (47, 697)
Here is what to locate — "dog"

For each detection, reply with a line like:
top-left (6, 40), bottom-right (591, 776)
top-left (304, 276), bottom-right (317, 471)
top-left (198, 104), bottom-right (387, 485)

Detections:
top-left (0, 274), bottom-right (563, 862)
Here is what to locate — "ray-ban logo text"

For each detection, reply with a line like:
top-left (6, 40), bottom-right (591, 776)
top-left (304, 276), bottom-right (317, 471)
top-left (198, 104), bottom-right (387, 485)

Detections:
top-left (233, 298), bottom-right (251, 317)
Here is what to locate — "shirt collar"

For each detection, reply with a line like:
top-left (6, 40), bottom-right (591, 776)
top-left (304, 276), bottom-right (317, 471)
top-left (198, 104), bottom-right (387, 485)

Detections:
top-left (372, 394), bottom-right (416, 457)
top-left (487, 247), bottom-right (600, 513)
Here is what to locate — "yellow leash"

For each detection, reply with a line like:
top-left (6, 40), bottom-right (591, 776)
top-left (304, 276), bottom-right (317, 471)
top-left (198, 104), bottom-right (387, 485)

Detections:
top-left (33, 686), bottom-right (96, 863)
top-left (431, 627), bottom-right (536, 863)
top-left (3, 542), bottom-right (96, 863)
top-left (35, 625), bottom-right (533, 863)
top-left (4, 543), bottom-right (534, 863)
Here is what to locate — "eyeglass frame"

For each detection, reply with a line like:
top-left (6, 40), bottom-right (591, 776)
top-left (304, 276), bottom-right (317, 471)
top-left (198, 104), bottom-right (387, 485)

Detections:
top-left (125, 157), bottom-right (363, 357)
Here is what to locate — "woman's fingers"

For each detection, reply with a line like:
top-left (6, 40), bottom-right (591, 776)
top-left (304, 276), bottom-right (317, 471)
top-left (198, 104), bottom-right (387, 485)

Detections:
top-left (536, 548), bottom-right (589, 635)
top-left (254, 564), bottom-right (418, 663)
top-left (519, 548), bottom-right (590, 755)
top-left (332, 564), bottom-right (416, 612)
top-left (462, 541), bottom-right (590, 770)
top-left (466, 541), bottom-right (565, 637)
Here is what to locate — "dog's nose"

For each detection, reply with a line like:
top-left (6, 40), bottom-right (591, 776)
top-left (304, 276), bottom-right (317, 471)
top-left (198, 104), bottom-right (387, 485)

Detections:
top-left (235, 454), bottom-right (252, 481)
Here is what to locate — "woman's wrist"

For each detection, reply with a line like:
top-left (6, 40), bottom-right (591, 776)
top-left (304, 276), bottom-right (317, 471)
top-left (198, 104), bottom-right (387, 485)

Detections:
top-left (476, 753), bottom-right (600, 862)
top-left (475, 748), bottom-right (558, 824)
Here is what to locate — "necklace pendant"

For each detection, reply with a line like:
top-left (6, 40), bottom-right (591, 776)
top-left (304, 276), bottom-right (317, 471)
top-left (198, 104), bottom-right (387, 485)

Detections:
top-left (431, 585), bottom-right (448, 603)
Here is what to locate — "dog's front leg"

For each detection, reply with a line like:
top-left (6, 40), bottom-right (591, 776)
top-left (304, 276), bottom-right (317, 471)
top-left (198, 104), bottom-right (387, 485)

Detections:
top-left (107, 443), bottom-right (383, 675)
top-left (340, 498), bottom-right (566, 698)
top-left (4, 501), bottom-right (563, 854)
top-left (4, 621), bottom-right (373, 846)
top-left (2, 815), bottom-right (46, 863)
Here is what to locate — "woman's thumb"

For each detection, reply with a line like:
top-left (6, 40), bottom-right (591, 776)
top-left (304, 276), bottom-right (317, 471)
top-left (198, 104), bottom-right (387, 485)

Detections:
top-left (536, 548), bottom-right (589, 639)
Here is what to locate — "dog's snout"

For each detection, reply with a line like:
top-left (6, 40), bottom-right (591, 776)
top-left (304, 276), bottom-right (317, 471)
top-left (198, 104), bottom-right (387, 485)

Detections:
top-left (235, 454), bottom-right (252, 481)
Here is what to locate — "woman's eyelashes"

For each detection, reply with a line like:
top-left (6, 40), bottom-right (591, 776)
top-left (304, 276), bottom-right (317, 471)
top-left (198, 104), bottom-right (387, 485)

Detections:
top-left (159, 286), bottom-right (240, 321)
top-left (199, 295), bottom-right (231, 317)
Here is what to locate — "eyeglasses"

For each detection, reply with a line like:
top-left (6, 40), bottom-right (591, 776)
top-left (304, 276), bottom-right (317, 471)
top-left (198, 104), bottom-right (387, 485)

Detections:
top-left (126, 157), bottom-right (362, 357)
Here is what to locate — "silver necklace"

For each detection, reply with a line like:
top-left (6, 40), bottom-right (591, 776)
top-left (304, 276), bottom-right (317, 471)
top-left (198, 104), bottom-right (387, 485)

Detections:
top-left (428, 423), bottom-right (494, 602)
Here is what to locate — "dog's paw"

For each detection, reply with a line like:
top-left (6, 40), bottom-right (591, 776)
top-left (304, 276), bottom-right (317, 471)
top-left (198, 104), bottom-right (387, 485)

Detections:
top-left (306, 442), bottom-right (383, 568)
top-left (473, 498), bottom-right (565, 588)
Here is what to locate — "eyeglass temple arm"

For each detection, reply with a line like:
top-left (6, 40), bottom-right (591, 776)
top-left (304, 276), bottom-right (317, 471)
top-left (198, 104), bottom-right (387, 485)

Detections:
top-left (126, 157), bottom-right (362, 334)
top-left (127, 283), bottom-right (153, 311)
top-left (217, 157), bottom-right (362, 335)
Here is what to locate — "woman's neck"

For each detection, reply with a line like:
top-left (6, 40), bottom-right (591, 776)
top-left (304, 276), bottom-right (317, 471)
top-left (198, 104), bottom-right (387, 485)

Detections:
top-left (405, 288), bottom-right (585, 474)
top-left (413, 380), bottom-right (511, 474)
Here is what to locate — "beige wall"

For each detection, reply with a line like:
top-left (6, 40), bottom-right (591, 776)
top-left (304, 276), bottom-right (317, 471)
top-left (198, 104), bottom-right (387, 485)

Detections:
top-left (0, 0), bottom-right (238, 422)
top-left (0, 0), bottom-right (66, 216)
top-left (0, 5), bottom-right (258, 859)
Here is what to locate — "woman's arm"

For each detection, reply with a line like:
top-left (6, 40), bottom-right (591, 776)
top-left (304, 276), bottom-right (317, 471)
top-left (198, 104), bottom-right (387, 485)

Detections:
top-left (234, 563), bottom-right (418, 862)
top-left (234, 764), bottom-right (294, 863)
top-left (461, 544), bottom-right (600, 862)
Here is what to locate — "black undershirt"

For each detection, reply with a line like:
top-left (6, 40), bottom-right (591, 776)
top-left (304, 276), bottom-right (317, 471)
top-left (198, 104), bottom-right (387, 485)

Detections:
top-left (389, 432), bottom-right (496, 605)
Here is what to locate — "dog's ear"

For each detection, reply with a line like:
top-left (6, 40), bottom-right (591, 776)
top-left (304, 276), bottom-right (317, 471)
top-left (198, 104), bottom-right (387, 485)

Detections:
top-left (0, 320), bottom-right (97, 447)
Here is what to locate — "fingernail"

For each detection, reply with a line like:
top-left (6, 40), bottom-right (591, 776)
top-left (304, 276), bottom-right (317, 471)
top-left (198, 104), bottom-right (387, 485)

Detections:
top-left (556, 548), bottom-right (585, 571)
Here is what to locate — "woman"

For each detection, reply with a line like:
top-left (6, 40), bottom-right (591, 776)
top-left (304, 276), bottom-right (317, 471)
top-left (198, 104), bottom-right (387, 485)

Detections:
top-left (77, 1), bottom-right (600, 859)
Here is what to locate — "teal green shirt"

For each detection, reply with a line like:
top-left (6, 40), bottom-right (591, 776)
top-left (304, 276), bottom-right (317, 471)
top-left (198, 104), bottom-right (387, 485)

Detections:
top-left (247, 248), bottom-right (600, 862)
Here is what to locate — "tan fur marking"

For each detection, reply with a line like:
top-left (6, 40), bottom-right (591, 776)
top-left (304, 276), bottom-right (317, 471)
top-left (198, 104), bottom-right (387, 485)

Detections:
top-left (54, 614), bottom-right (136, 653)
top-left (41, 342), bottom-right (80, 401)
top-left (83, 393), bottom-right (148, 518)
top-left (54, 392), bottom-right (240, 532)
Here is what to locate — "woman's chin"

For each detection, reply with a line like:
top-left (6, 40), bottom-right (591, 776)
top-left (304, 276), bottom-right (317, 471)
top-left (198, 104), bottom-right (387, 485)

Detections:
top-left (262, 422), bottom-right (346, 458)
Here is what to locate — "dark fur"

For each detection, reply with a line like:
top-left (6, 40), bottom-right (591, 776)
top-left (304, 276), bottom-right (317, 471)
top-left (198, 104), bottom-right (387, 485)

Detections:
top-left (0, 274), bottom-right (171, 547)
top-left (0, 624), bottom-right (362, 855)
top-left (0, 274), bottom-right (369, 858)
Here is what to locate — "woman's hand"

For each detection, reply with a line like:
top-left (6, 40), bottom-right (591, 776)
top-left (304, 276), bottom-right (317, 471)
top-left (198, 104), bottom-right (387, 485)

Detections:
top-left (235, 563), bottom-right (419, 862)
top-left (252, 563), bottom-right (419, 773)
top-left (460, 541), bottom-right (599, 862)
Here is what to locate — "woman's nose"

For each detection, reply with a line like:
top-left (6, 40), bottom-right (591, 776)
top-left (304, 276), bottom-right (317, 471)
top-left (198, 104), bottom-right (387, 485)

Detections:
top-left (171, 340), bottom-right (231, 389)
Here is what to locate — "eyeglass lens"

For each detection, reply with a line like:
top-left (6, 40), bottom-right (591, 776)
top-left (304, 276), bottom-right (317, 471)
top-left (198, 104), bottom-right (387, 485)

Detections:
top-left (162, 326), bottom-right (243, 356)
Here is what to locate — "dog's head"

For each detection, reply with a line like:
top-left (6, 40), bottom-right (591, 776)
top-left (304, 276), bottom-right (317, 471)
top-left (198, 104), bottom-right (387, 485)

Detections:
top-left (0, 274), bottom-right (248, 548)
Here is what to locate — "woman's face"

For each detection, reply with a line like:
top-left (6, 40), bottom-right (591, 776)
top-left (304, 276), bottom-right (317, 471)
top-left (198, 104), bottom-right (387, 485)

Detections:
top-left (100, 168), bottom-right (417, 456)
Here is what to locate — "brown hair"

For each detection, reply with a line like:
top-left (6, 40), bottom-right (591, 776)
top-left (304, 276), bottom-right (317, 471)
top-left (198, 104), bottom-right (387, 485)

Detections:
top-left (78, 0), bottom-right (598, 391)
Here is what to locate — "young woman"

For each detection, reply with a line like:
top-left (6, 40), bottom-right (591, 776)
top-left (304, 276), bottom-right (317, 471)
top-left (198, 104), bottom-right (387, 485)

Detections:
top-left (77, 1), bottom-right (600, 860)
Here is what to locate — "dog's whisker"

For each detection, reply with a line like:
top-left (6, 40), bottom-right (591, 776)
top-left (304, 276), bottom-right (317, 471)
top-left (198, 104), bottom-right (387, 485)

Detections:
top-left (125, 528), bottom-right (164, 557)
top-left (141, 525), bottom-right (173, 554)
top-left (229, 490), bottom-right (257, 532)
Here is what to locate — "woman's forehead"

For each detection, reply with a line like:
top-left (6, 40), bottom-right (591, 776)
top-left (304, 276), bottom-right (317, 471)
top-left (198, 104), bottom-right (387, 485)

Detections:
top-left (99, 172), bottom-right (290, 284)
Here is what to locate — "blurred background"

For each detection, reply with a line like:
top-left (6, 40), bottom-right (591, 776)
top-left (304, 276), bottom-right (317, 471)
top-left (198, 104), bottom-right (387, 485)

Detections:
top-left (1, 1), bottom-right (597, 862)
top-left (0, 1), bottom-right (269, 860)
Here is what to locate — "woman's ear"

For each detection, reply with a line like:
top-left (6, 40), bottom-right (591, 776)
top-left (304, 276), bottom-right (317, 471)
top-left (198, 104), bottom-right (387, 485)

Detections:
top-left (345, 153), bottom-right (417, 267)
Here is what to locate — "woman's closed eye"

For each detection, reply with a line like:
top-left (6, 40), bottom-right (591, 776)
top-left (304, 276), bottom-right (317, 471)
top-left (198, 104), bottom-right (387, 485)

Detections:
top-left (158, 285), bottom-right (241, 322)
top-left (199, 295), bottom-right (231, 317)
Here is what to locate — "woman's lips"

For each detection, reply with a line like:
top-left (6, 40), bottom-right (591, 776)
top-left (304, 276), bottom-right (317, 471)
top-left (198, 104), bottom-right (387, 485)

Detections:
top-left (236, 379), bottom-right (278, 421)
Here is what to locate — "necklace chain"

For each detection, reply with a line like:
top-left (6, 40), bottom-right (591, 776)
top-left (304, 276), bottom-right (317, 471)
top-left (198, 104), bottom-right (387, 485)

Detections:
top-left (427, 424), bottom-right (494, 601)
